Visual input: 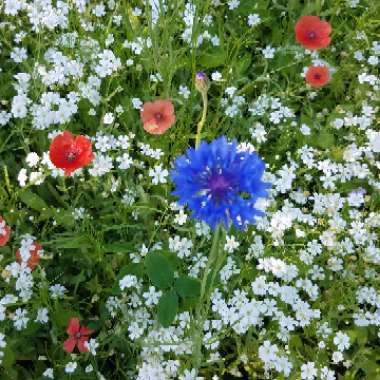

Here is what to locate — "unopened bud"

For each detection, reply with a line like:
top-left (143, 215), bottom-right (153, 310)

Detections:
top-left (195, 71), bottom-right (210, 93)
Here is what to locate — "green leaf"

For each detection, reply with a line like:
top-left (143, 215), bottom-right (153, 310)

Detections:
top-left (157, 290), bottom-right (178, 327)
top-left (51, 307), bottom-right (78, 328)
top-left (174, 276), bottom-right (201, 298)
top-left (315, 130), bottom-right (335, 149)
top-left (51, 235), bottom-right (92, 249)
top-left (19, 190), bottom-right (48, 211)
top-left (198, 51), bottom-right (225, 69)
top-left (2, 345), bottom-right (15, 371)
top-left (144, 252), bottom-right (174, 289)
top-left (103, 242), bottom-right (135, 253)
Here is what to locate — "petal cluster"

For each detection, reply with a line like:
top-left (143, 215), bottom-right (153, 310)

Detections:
top-left (305, 66), bottom-right (330, 87)
top-left (63, 318), bottom-right (93, 353)
top-left (140, 100), bottom-right (176, 135)
top-left (0, 216), bottom-right (11, 246)
top-left (295, 16), bottom-right (332, 50)
top-left (171, 136), bottom-right (270, 229)
top-left (16, 242), bottom-right (42, 270)
top-left (49, 131), bottom-right (94, 176)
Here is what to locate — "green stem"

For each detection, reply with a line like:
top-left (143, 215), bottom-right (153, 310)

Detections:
top-left (192, 224), bottom-right (224, 373)
top-left (195, 91), bottom-right (208, 148)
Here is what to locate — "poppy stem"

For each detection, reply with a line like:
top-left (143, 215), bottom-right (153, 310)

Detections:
top-left (195, 91), bottom-right (208, 148)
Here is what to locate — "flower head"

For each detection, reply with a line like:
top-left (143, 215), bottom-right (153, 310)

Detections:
top-left (305, 66), bottom-right (330, 87)
top-left (295, 16), bottom-right (332, 50)
top-left (140, 100), bottom-right (176, 135)
top-left (171, 136), bottom-right (270, 229)
top-left (16, 242), bottom-right (42, 270)
top-left (0, 217), bottom-right (11, 247)
top-left (49, 131), bottom-right (94, 176)
top-left (63, 317), bottom-right (93, 353)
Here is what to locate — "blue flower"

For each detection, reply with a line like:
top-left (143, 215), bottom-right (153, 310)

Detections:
top-left (170, 136), bottom-right (270, 230)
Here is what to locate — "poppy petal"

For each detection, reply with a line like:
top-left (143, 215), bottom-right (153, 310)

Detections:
top-left (63, 337), bottom-right (77, 353)
top-left (80, 326), bottom-right (93, 336)
top-left (66, 317), bottom-right (80, 335)
top-left (78, 336), bottom-right (89, 353)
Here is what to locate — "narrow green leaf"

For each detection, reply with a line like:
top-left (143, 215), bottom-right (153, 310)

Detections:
top-left (19, 190), bottom-right (48, 211)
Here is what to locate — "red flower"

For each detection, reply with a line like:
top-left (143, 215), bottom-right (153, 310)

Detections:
top-left (63, 318), bottom-right (93, 353)
top-left (0, 217), bottom-right (11, 247)
top-left (140, 100), bottom-right (176, 135)
top-left (295, 16), bottom-right (332, 50)
top-left (49, 131), bottom-right (94, 176)
top-left (305, 66), bottom-right (330, 87)
top-left (16, 242), bottom-right (42, 270)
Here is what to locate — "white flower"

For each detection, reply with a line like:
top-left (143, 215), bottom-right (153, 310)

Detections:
top-left (228, 0), bottom-right (240, 10)
top-left (119, 274), bottom-right (138, 290)
top-left (11, 94), bottom-right (30, 118)
top-left (103, 113), bottom-right (114, 124)
top-left (333, 331), bottom-right (350, 351)
top-left (300, 124), bottom-right (311, 135)
top-left (224, 235), bottom-right (240, 253)
top-left (180, 368), bottom-right (204, 380)
top-left (301, 362), bottom-right (317, 380)
top-left (85, 339), bottom-right (99, 356)
top-left (26, 152), bottom-right (40, 167)
top-left (332, 351), bottom-right (344, 363)
top-left (49, 284), bottom-right (67, 299)
top-left (10, 47), bottom-right (28, 63)
top-left (367, 130), bottom-right (380, 152)
top-left (35, 308), bottom-right (49, 324)
top-left (149, 164), bottom-right (169, 185)
top-left (12, 308), bottom-right (29, 330)
top-left (88, 154), bottom-right (113, 177)
top-left (368, 55), bottom-right (379, 65)
top-left (179, 85), bottom-right (191, 99)
top-left (42, 368), bottom-right (54, 378)
top-left (17, 168), bottom-right (28, 187)
top-left (131, 98), bottom-right (143, 110)
top-left (248, 14), bottom-right (261, 27)
top-left (65, 361), bottom-right (77, 374)
top-left (116, 153), bottom-right (133, 170)
top-left (211, 71), bottom-right (223, 81)
top-left (0, 333), bottom-right (6, 349)
top-left (262, 46), bottom-right (276, 59)
top-left (29, 171), bottom-right (44, 185)
top-left (258, 340), bottom-right (278, 362)
top-left (142, 286), bottom-right (162, 307)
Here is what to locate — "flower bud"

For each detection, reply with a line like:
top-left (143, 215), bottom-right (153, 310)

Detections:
top-left (195, 71), bottom-right (210, 94)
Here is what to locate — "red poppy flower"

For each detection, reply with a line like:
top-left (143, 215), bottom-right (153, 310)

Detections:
top-left (49, 131), bottom-right (94, 176)
top-left (63, 318), bottom-right (93, 353)
top-left (140, 100), bottom-right (176, 135)
top-left (0, 217), bottom-right (11, 247)
top-left (16, 242), bottom-right (42, 270)
top-left (295, 16), bottom-right (332, 50)
top-left (305, 66), bottom-right (330, 87)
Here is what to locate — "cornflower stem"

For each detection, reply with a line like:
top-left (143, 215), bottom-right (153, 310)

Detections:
top-left (192, 224), bottom-right (225, 373)
top-left (195, 91), bottom-right (208, 148)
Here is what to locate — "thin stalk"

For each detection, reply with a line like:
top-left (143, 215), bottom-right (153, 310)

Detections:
top-left (192, 224), bottom-right (224, 373)
top-left (195, 91), bottom-right (208, 148)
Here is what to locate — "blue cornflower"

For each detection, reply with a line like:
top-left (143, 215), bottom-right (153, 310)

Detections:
top-left (170, 136), bottom-right (271, 230)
